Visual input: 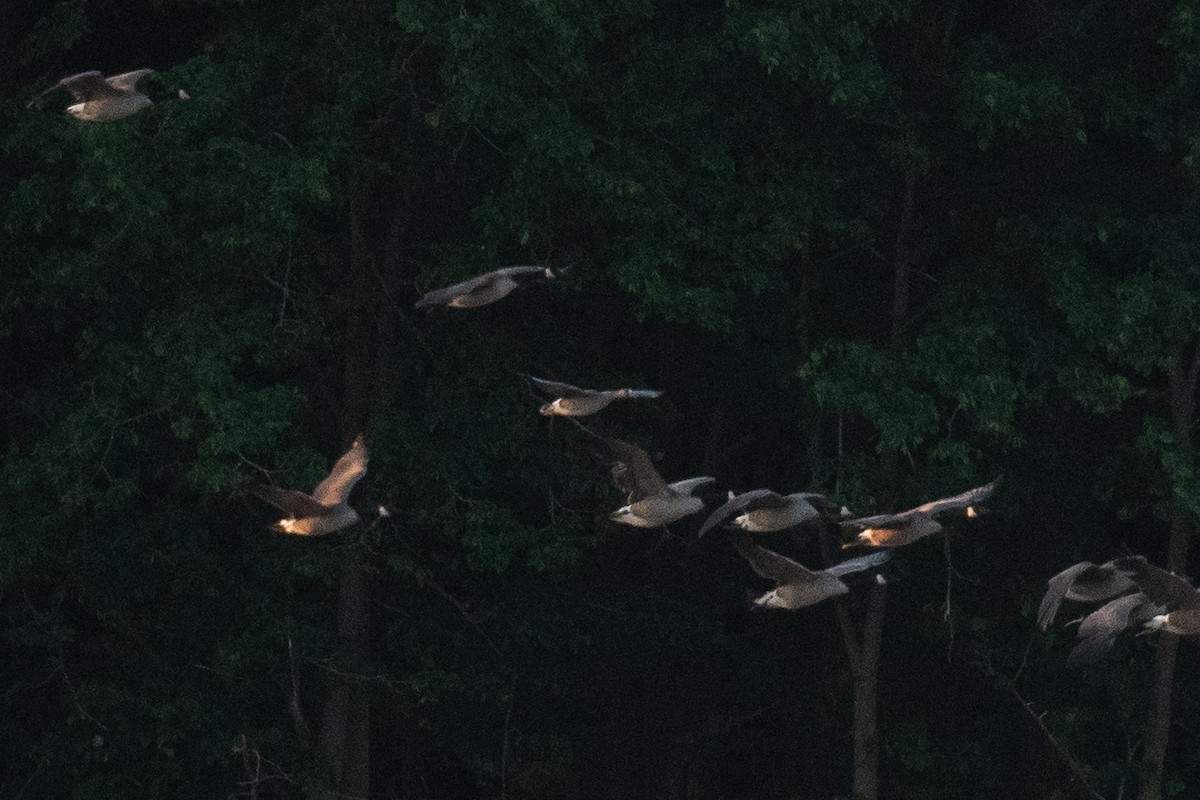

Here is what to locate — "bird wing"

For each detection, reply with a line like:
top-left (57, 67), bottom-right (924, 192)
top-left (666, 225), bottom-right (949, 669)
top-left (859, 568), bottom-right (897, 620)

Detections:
top-left (615, 388), bottom-right (663, 399)
top-left (59, 71), bottom-right (122, 101)
top-left (105, 69), bottom-right (154, 92)
top-left (733, 534), bottom-right (814, 584)
top-left (910, 479), bottom-right (998, 515)
top-left (1037, 561), bottom-right (1131, 631)
top-left (697, 489), bottom-right (786, 539)
top-left (252, 485), bottom-right (331, 518)
top-left (493, 265), bottom-right (550, 280)
top-left (526, 375), bottom-right (591, 398)
top-left (413, 272), bottom-right (493, 309)
top-left (592, 436), bottom-right (666, 499)
top-left (1066, 593), bottom-right (1163, 668)
top-left (1114, 555), bottom-right (1200, 609)
top-left (311, 435), bottom-right (369, 505)
top-left (826, 549), bottom-right (892, 578)
top-left (840, 511), bottom-right (906, 529)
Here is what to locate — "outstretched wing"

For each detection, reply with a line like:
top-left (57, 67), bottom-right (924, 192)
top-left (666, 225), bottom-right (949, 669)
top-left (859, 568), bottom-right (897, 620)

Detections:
top-left (1038, 561), bottom-right (1135, 631)
top-left (252, 485), bottom-right (331, 519)
top-left (826, 549), bottom-right (892, 578)
top-left (525, 375), bottom-right (590, 398)
top-left (1114, 555), bottom-right (1200, 610)
top-left (697, 489), bottom-right (786, 539)
top-left (911, 479), bottom-right (998, 515)
top-left (733, 534), bottom-right (813, 584)
top-left (590, 435), bottom-right (666, 500)
top-left (312, 435), bottom-right (369, 506)
top-left (493, 265), bottom-right (551, 280)
top-left (59, 71), bottom-right (121, 101)
top-left (1066, 593), bottom-right (1164, 668)
top-left (106, 69), bottom-right (154, 92)
top-left (414, 272), bottom-right (493, 309)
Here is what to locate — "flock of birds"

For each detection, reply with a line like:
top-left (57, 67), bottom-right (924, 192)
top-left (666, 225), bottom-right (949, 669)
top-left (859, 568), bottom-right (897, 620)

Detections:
top-left (34, 67), bottom-right (1200, 665)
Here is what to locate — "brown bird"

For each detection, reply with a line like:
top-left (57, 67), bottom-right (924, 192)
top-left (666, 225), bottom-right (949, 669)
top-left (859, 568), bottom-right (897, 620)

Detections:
top-left (1037, 555), bottom-right (1200, 667)
top-left (414, 266), bottom-right (557, 310)
top-left (526, 375), bottom-right (662, 417)
top-left (734, 533), bottom-right (891, 611)
top-left (697, 489), bottom-right (823, 540)
top-left (53, 70), bottom-right (155, 121)
top-left (1037, 560), bottom-right (1136, 631)
top-left (1114, 555), bottom-right (1200, 636)
top-left (1066, 592), bottom-right (1163, 668)
top-left (589, 435), bottom-right (713, 528)
top-left (841, 479), bottom-right (998, 548)
top-left (252, 435), bottom-right (368, 536)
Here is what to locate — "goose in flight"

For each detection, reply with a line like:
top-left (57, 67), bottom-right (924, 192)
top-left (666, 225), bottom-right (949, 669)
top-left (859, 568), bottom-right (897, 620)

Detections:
top-left (526, 374), bottom-right (662, 417)
top-left (1065, 591), bottom-right (1163, 668)
top-left (1037, 555), bottom-right (1199, 666)
top-left (51, 70), bottom-right (155, 121)
top-left (1036, 560), bottom-right (1136, 631)
top-left (1114, 555), bottom-right (1200, 636)
top-left (734, 533), bottom-right (891, 611)
top-left (414, 266), bottom-right (557, 310)
top-left (697, 489), bottom-right (823, 540)
top-left (252, 435), bottom-right (368, 536)
top-left (841, 478), bottom-right (998, 548)
top-left (589, 435), bottom-right (713, 528)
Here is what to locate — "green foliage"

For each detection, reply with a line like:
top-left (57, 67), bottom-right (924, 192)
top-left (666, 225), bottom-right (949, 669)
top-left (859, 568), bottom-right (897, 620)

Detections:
top-left (5, 0), bottom-right (1200, 798)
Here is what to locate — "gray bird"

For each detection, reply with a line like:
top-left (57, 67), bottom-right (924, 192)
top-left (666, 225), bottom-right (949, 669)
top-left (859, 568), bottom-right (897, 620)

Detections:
top-left (841, 479), bottom-right (998, 548)
top-left (697, 489), bottom-right (823, 540)
top-left (1066, 592), bottom-right (1164, 668)
top-left (1114, 555), bottom-right (1200, 636)
top-left (252, 435), bottom-right (368, 536)
top-left (734, 533), bottom-right (891, 611)
top-left (526, 375), bottom-right (662, 417)
top-left (1037, 560), bottom-right (1137, 631)
top-left (55, 70), bottom-right (155, 121)
top-left (590, 435), bottom-right (713, 528)
top-left (414, 266), bottom-right (557, 310)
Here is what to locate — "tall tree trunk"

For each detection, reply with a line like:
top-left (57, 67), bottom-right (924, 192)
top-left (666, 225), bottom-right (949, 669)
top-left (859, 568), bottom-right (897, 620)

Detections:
top-left (1138, 347), bottom-right (1198, 800)
top-left (317, 197), bottom-right (381, 799)
top-left (824, 524), bottom-right (886, 800)
top-left (851, 577), bottom-right (888, 800)
top-left (319, 563), bottom-right (371, 796)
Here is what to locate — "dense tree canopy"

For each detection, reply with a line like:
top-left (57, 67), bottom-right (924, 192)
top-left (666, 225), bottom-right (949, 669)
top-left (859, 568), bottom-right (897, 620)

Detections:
top-left (3, 1), bottom-right (1200, 798)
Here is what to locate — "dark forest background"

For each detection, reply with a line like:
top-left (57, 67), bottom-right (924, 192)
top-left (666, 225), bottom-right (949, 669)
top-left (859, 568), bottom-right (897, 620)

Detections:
top-left (4, 0), bottom-right (1200, 798)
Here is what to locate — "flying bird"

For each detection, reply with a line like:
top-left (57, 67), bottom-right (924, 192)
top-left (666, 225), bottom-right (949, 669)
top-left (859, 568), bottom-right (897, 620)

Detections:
top-left (525, 374), bottom-right (662, 417)
top-left (697, 489), bottom-right (823, 540)
top-left (1036, 560), bottom-right (1136, 631)
top-left (46, 70), bottom-right (155, 121)
top-left (1065, 592), bottom-right (1163, 668)
top-left (734, 533), bottom-right (891, 611)
top-left (841, 478), bottom-right (998, 548)
top-left (1037, 555), bottom-right (1200, 667)
top-left (252, 435), bottom-right (369, 536)
top-left (414, 265), bottom-right (558, 310)
top-left (1114, 555), bottom-right (1200, 636)
top-left (588, 435), bottom-right (713, 528)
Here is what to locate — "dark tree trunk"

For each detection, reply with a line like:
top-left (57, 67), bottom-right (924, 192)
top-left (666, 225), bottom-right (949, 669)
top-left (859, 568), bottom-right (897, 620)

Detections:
top-left (317, 193), bottom-right (402, 798)
top-left (851, 578), bottom-right (888, 800)
top-left (1138, 347), bottom-right (1199, 800)
top-left (319, 563), bottom-right (371, 796)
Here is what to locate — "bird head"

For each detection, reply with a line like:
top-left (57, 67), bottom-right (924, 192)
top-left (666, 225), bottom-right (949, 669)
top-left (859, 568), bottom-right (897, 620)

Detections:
top-left (538, 399), bottom-right (563, 416)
